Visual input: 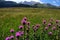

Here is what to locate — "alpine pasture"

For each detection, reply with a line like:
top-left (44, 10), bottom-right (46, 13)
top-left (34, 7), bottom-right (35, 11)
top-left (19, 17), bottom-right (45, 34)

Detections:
top-left (0, 8), bottom-right (60, 40)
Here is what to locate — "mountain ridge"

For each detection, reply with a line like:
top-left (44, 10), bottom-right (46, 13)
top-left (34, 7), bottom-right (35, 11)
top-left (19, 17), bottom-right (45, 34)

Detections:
top-left (0, 1), bottom-right (60, 9)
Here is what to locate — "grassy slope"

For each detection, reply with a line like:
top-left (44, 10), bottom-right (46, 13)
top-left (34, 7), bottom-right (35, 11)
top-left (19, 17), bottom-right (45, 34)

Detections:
top-left (0, 7), bottom-right (60, 40)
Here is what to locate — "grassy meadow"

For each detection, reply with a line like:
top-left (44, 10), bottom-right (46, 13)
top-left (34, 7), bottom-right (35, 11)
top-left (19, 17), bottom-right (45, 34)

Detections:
top-left (0, 7), bottom-right (60, 40)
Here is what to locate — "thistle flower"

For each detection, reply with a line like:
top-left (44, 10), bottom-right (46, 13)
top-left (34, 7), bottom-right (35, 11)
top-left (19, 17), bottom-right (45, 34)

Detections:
top-left (32, 25), bottom-right (36, 32)
top-left (27, 22), bottom-right (30, 26)
top-left (10, 35), bottom-right (14, 39)
top-left (45, 27), bottom-right (48, 30)
top-left (33, 24), bottom-right (40, 32)
top-left (56, 20), bottom-right (59, 23)
top-left (10, 29), bottom-right (14, 33)
top-left (15, 32), bottom-right (20, 38)
top-left (33, 26), bottom-right (39, 32)
top-left (48, 32), bottom-right (52, 35)
top-left (21, 31), bottom-right (24, 35)
top-left (5, 37), bottom-right (10, 40)
top-left (19, 25), bottom-right (23, 29)
top-left (43, 19), bottom-right (46, 24)
top-left (36, 24), bottom-right (40, 28)
top-left (33, 26), bottom-right (37, 32)
top-left (48, 23), bottom-right (51, 27)
top-left (23, 17), bottom-right (27, 21)
top-left (21, 19), bottom-right (26, 25)
top-left (18, 31), bottom-right (24, 36)
top-left (52, 26), bottom-right (56, 30)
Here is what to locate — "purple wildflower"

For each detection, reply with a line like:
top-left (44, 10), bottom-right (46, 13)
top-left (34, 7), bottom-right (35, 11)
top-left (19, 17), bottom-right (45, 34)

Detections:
top-left (52, 26), bottom-right (56, 30)
top-left (33, 24), bottom-right (40, 32)
top-left (45, 27), bottom-right (48, 30)
top-left (33, 26), bottom-right (39, 32)
top-left (27, 22), bottom-right (30, 26)
top-left (23, 17), bottom-right (27, 21)
top-left (18, 31), bottom-right (24, 36)
top-left (10, 29), bottom-right (14, 33)
top-left (43, 19), bottom-right (46, 24)
top-left (33, 26), bottom-right (36, 32)
top-left (36, 24), bottom-right (40, 28)
top-left (5, 37), bottom-right (10, 40)
top-left (19, 25), bottom-right (23, 29)
top-left (10, 35), bottom-right (14, 39)
top-left (48, 32), bottom-right (52, 35)
top-left (48, 23), bottom-right (51, 27)
top-left (21, 19), bottom-right (26, 25)
top-left (21, 31), bottom-right (24, 35)
top-left (56, 20), bottom-right (59, 23)
top-left (15, 32), bottom-right (20, 38)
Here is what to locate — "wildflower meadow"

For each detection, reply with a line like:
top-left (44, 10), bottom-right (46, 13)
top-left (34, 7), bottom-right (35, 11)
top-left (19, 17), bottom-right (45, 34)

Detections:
top-left (0, 8), bottom-right (60, 40)
top-left (5, 17), bottom-right (60, 40)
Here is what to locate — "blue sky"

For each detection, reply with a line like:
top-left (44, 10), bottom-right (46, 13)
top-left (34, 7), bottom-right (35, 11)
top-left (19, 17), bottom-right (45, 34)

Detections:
top-left (41, 0), bottom-right (60, 6)
top-left (5, 0), bottom-right (60, 6)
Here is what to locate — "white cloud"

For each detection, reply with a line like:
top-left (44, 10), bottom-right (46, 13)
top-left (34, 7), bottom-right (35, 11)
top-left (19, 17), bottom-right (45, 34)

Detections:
top-left (52, 0), bottom-right (59, 6)
top-left (53, 1), bottom-right (56, 3)
top-left (5, 0), bottom-right (43, 3)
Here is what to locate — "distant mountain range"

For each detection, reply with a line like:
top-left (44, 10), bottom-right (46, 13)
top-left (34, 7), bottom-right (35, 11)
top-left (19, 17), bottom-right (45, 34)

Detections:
top-left (0, 1), bottom-right (60, 9)
top-left (20, 1), bottom-right (40, 5)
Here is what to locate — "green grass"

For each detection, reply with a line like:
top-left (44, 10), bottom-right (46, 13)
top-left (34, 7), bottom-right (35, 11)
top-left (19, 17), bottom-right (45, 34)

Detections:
top-left (0, 7), bottom-right (60, 40)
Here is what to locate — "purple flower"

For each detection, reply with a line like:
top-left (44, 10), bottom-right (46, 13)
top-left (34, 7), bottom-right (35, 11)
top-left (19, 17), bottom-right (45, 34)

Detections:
top-left (10, 35), bottom-right (14, 39)
top-left (10, 29), bottom-right (14, 33)
top-left (19, 25), bottom-right (23, 29)
top-left (33, 26), bottom-right (39, 32)
top-left (33, 24), bottom-right (40, 32)
top-left (18, 31), bottom-right (24, 36)
top-left (48, 32), bottom-right (52, 35)
top-left (23, 17), bottom-right (27, 21)
top-left (52, 26), bottom-right (56, 30)
top-left (33, 26), bottom-right (36, 32)
top-left (16, 31), bottom-right (24, 38)
top-left (45, 27), bottom-right (48, 30)
top-left (43, 19), bottom-right (46, 24)
top-left (15, 32), bottom-right (20, 38)
top-left (36, 24), bottom-right (40, 28)
top-left (21, 19), bottom-right (26, 25)
top-left (27, 22), bottom-right (30, 26)
top-left (21, 31), bottom-right (24, 35)
top-left (48, 23), bottom-right (51, 27)
top-left (56, 20), bottom-right (59, 23)
top-left (5, 37), bottom-right (10, 40)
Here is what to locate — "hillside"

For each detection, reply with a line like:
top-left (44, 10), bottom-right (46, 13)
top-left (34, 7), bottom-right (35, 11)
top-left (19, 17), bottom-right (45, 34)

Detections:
top-left (0, 1), bottom-right (60, 9)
